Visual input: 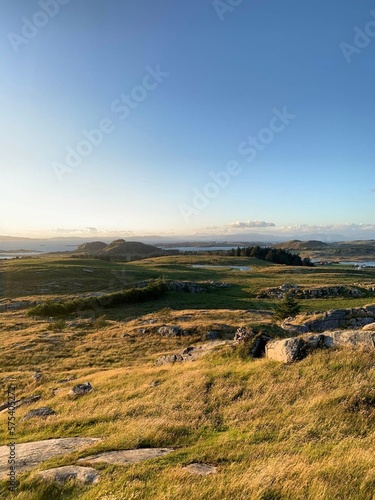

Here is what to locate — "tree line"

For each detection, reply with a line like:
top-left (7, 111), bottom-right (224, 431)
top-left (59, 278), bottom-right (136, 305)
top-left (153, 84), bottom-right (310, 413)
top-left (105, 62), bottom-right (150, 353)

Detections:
top-left (226, 246), bottom-right (314, 266)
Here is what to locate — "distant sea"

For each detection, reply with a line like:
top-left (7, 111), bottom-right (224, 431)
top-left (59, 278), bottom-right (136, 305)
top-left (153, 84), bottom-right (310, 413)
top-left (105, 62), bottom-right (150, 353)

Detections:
top-left (0, 242), bottom-right (238, 260)
top-left (161, 246), bottom-right (236, 252)
top-left (0, 240), bottom-right (82, 260)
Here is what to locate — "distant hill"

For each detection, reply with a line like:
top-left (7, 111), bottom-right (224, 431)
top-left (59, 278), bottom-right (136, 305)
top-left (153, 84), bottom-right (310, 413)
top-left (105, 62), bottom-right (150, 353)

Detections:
top-left (273, 240), bottom-right (330, 251)
top-left (76, 239), bottom-right (175, 260)
top-left (76, 241), bottom-right (108, 254)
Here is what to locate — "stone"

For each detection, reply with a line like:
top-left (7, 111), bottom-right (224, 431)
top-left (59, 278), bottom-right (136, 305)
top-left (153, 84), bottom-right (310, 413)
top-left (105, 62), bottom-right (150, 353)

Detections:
top-left (78, 448), bottom-right (174, 465)
top-left (356, 317), bottom-right (375, 327)
top-left (69, 382), bottom-right (92, 397)
top-left (205, 330), bottom-right (220, 341)
top-left (267, 330), bottom-right (375, 363)
top-left (23, 407), bottom-right (56, 419)
top-left (364, 305), bottom-right (375, 316)
top-left (38, 465), bottom-right (99, 484)
top-left (0, 437), bottom-right (101, 479)
top-left (183, 463), bottom-right (217, 475)
top-left (234, 327), bottom-right (253, 343)
top-left (0, 395), bottom-right (41, 413)
top-left (285, 304), bottom-right (375, 333)
top-left (362, 322), bottom-right (375, 331)
top-left (154, 354), bottom-right (184, 366)
top-left (158, 326), bottom-right (181, 337)
top-left (167, 281), bottom-right (207, 293)
top-left (266, 337), bottom-right (305, 363)
top-left (266, 335), bottom-right (325, 363)
top-left (149, 380), bottom-right (161, 387)
top-left (324, 330), bottom-right (375, 348)
top-left (154, 341), bottom-right (228, 366)
top-left (32, 370), bottom-right (43, 383)
top-left (258, 285), bottom-right (366, 300)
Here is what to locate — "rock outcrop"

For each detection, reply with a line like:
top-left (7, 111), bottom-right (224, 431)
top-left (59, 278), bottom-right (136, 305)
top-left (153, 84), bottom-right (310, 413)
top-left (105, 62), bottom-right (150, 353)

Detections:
top-left (266, 335), bottom-right (325, 363)
top-left (266, 330), bottom-right (375, 363)
top-left (157, 325), bottom-right (191, 337)
top-left (167, 281), bottom-right (231, 293)
top-left (23, 407), bottom-right (56, 419)
top-left (183, 463), bottom-right (217, 475)
top-left (0, 437), bottom-right (101, 479)
top-left (283, 304), bottom-right (375, 333)
top-left (154, 341), bottom-right (227, 366)
top-left (258, 284), bottom-right (367, 300)
top-left (78, 448), bottom-right (174, 465)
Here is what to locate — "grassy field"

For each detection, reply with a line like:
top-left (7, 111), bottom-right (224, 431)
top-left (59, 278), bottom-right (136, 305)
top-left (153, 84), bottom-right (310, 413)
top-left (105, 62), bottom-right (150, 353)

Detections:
top-left (0, 255), bottom-right (375, 499)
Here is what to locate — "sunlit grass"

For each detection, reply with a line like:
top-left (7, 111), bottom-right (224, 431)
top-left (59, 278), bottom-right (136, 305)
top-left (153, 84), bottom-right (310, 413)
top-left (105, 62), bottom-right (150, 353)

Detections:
top-left (0, 255), bottom-right (375, 498)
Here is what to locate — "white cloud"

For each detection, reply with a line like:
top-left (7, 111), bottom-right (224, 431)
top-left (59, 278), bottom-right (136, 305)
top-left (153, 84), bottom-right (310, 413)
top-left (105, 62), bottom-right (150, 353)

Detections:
top-left (226, 220), bottom-right (276, 229)
top-left (278, 223), bottom-right (375, 233)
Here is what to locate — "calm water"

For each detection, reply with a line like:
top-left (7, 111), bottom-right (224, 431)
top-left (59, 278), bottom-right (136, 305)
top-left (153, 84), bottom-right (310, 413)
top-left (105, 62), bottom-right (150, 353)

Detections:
top-left (163, 246), bottom-right (237, 252)
top-left (339, 261), bottom-right (375, 267)
top-left (0, 252), bottom-right (41, 260)
top-left (191, 264), bottom-right (251, 271)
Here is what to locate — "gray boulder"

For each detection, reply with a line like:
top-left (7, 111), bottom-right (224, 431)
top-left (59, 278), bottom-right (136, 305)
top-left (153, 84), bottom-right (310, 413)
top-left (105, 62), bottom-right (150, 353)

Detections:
top-left (69, 382), bottom-right (92, 397)
top-left (324, 330), bottom-right (375, 348)
top-left (266, 335), bottom-right (325, 363)
top-left (23, 407), bottom-right (56, 419)
top-left (38, 465), bottom-right (99, 484)
top-left (158, 326), bottom-right (181, 337)
top-left (284, 304), bottom-right (375, 333)
top-left (154, 354), bottom-right (184, 366)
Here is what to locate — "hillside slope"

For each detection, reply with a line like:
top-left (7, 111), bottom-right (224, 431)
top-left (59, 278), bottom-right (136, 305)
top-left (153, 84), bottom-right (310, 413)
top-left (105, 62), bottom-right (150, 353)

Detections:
top-left (274, 239), bottom-right (330, 251)
top-left (0, 309), bottom-right (374, 499)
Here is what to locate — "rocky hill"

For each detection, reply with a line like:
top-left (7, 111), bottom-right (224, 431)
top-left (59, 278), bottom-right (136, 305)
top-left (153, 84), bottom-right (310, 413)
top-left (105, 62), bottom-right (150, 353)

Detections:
top-left (76, 239), bottom-right (176, 260)
top-left (76, 241), bottom-right (107, 254)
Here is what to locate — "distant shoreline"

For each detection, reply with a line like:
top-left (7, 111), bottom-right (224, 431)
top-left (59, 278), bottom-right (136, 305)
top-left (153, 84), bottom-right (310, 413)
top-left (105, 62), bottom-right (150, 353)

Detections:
top-left (0, 249), bottom-right (42, 254)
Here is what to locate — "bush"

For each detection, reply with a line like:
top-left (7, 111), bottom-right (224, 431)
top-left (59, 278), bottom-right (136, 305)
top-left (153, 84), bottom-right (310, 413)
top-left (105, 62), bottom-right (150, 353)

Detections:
top-left (49, 319), bottom-right (66, 332)
top-left (27, 280), bottom-right (168, 317)
top-left (93, 315), bottom-right (108, 330)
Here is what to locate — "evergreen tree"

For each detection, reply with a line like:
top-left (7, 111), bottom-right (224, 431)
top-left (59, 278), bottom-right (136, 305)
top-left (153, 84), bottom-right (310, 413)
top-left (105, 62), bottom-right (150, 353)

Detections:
top-left (274, 293), bottom-right (301, 321)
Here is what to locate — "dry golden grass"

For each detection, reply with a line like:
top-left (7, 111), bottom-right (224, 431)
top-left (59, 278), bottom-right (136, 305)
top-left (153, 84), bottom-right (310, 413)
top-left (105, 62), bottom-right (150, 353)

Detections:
top-left (1, 309), bottom-right (375, 499)
top-left (1, 256), bottom-right (375, 499)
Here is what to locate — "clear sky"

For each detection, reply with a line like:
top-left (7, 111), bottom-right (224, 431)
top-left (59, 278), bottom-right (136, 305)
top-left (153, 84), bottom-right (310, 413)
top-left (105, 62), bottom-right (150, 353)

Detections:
top-left (1, 0), bottom-right (374, 239)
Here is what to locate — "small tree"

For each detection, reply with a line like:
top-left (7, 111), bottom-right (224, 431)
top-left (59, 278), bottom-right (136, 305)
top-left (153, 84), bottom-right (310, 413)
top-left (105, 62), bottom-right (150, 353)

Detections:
top-left (274, 293), bottom-right (301, 322)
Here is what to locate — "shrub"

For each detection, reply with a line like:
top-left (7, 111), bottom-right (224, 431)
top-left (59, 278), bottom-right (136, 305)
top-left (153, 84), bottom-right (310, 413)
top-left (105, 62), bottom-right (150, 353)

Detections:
top-left (27, 280), bottom-right (168, 317)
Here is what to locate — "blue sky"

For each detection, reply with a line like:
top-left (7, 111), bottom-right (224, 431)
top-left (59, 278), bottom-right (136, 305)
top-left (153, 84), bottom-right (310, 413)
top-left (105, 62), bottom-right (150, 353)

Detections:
top-left (1, 0), bottom-right (374, 238)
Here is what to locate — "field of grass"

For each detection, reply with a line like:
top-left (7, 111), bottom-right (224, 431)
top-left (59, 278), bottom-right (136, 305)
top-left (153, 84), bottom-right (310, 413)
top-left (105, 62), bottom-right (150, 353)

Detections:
top-left (0, 255), bottom-right (375, 499)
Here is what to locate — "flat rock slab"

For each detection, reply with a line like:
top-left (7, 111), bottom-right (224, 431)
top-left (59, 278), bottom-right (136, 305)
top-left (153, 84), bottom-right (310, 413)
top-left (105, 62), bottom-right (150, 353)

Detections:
top-left (155, 341), bottom-right (228, 366)
top-left (39, 465), bottom-right (99, 484)
top-left (0, 437), bottom-right (101, 479)
top-left (183, 463), bottom-right (217, 475)
top-left (78, 448), bottom-right (174, 465)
